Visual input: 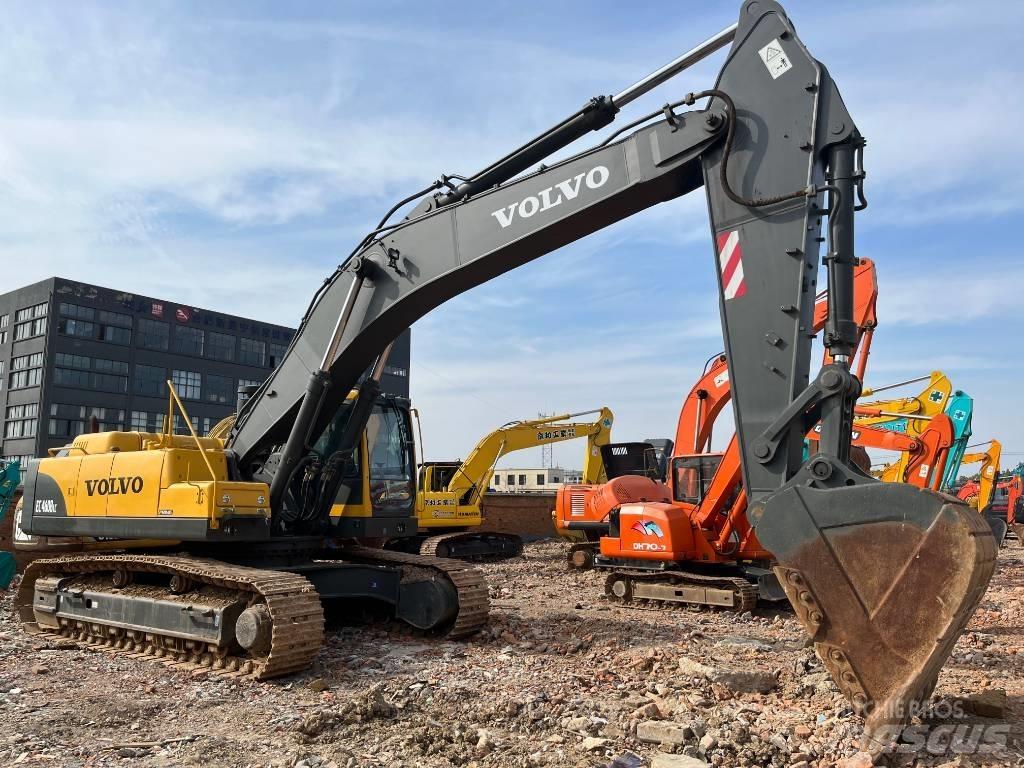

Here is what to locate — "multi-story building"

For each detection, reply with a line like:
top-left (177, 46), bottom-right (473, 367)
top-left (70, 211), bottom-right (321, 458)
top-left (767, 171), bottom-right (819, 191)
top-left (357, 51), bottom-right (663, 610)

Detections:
top-left (0, 277), bottom-right (411, 466)
top-left (489, 467), bottom-right (583, 492)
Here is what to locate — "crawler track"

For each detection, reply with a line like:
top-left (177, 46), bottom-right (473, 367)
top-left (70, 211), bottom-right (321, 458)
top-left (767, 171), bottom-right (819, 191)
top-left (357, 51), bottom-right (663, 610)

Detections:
top-left (16, 553), bottom-right (323, 680)
top-left (603, 569), bottom-right (757, 613)
top-left (341, 545), bottom-right (489, 638)
top-left (417, 531), bottom-right (524, 563)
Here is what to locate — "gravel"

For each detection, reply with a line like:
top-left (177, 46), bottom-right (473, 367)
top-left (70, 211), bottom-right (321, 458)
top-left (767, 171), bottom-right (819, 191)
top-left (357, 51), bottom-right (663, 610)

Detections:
top-left (0, 540), bottom-right (1021, 767)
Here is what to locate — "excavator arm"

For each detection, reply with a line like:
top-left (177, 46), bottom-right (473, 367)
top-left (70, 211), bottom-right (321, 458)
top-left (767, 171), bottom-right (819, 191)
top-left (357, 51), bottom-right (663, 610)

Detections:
top-left (808, 417), bottom-right (954, 490)
top-left (958, 439), bottom-right (1002, 510)
top-left (674, 258), bottom-right (878, 457)
top-left (856, 370), bottom-right (953, 427)
top-left (222, 1), bottom-right (993, 740)
top-left (442, 408), bottom-right (613, 505)
top-left (940, 390), bottom-right (975, 492)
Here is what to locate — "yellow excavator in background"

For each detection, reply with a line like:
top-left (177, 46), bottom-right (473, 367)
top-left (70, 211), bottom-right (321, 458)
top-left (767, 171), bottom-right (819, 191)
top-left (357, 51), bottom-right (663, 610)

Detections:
top-left (410, 408), bottom-right (613, 559)
top-left (856, 371), bottom-right (953, 429)
top-left (957, 439), bottom-right (1002, 511)
top-left (855, 371), bottom-right (953, 482)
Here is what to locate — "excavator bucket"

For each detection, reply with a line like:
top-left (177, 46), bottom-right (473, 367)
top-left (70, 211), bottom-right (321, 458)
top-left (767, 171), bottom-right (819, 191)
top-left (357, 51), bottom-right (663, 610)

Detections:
top-left (755, 481), bottom-right (996, 744)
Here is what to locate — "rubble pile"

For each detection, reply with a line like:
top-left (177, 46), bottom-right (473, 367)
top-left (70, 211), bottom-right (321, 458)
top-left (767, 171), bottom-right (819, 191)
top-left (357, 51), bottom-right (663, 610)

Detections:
top-left (0, 542), bottom-right (1020, 767)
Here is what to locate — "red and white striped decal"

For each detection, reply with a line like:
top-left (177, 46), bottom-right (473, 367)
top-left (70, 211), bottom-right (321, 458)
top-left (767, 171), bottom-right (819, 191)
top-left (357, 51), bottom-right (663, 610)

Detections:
top-left (717, 230), bottom-right (747, 300)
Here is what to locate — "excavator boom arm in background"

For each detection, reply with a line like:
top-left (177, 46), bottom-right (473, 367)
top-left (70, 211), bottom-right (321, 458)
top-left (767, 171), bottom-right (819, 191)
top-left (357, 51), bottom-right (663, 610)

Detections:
top-left (443, 408), bottom-right (613, 505)
top-left (958, 439), bottom-right (1002, 510)
top-left (217, 1), bottom-right (993, 740)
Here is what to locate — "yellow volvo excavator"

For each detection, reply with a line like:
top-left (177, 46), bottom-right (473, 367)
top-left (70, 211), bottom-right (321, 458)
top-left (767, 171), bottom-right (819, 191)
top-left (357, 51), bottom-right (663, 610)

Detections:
top-left (13, 2), bottom-right (996, 744)
top-left (411, 408), bottom-right (612, 559)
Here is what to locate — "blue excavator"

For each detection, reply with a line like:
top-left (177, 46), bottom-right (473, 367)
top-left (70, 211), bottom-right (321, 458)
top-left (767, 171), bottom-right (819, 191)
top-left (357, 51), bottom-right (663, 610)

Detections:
top-left (0, 458), bottom-right (21, 588)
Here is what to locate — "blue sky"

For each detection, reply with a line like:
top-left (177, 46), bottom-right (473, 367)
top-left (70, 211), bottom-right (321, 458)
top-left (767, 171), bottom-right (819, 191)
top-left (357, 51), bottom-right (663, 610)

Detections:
top-left (2, 1), bottom-right (1022, 471)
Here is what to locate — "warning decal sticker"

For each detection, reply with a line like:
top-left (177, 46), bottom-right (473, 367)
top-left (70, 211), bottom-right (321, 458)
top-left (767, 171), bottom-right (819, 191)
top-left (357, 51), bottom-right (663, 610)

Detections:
top-left (758, 38), bottom-right (793, 80)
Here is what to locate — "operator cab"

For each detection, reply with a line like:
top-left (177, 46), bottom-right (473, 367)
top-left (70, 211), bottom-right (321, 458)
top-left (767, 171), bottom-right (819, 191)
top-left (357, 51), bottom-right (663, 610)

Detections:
top-left (314, 393), bottom-right (416, 519)
top-left (602, 440), bottom-right (673, 482)
top-left (671, 453), bottom-right (724, 505)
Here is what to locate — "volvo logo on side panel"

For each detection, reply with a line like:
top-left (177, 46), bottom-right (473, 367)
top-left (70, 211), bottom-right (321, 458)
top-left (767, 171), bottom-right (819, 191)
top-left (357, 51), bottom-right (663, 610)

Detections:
top-left (84, 476), bottom-right (145, 496)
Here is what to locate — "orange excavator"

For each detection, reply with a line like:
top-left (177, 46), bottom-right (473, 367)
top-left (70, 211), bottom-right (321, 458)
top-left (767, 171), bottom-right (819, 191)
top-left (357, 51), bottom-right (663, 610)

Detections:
top-left (556, 257), bottom-right (955, 600)
top-left (809, 416), bottom-right (954, 491)
top-left (555, 258), bottom-right (879, 573)
top-left (956, 440), bottom-right (1010, 542)
top-left (990, 475), bottom-right (1024, 541)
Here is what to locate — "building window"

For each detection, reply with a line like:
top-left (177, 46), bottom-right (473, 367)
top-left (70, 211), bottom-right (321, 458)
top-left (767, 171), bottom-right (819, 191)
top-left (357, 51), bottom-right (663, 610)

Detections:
top-left (172, 414), bottom-right (200, 436)
top-left (518, 474), bottom-right (527, 486)
top-left (100, 324), bottom-right (132, 345)
top-left (55, 352), bottom-right (90, 370)
top-left (10, 352), bottom-right (44, 389)
top-left (207, 331), bottom-right (235, 362)
top-left (239, 338), bottom-right (266, 366)
top-left (268, 342), bottom-right (288, 368)
top-left (138, 317), bottom-right (169, 351)
top-left (238, 378), bottom-right (264, 390)
top-left (53, 354), bottom-right (128, 392)
top-left (48, 404), bottom-right (124, 434)
top-left (202, 417), bottom-right (213, 435)
top-left (0, 313), bottom-right (7, 327)
top-left (205, 374), bottom-right (233, 404)
top-left (13, 302), bottom-right (48, 340)
top-left (492, 475), bottom-right (501, 486)
top-left (171, 369), bottom-right (201, 400)
top-left (5, 403), bottom-right (38, 438)
top-left (537, 474), bottom-right (545, 485)
top-left (49, 418), bottom-right (84, 438)
top-left (507, 474), bottom-right (515, 485)
top-left (0, 330), bottom-right (6, 345)
top-left (552, 476), bottom-right (561, 483)
top-left (91, 372), bottom-right (129, 393)
top-left (134, 364), bottom-right (167, 397)
top-left (174, 326), bottom-right (204, 356)
top-left (53, 367), bottom-right (90, 388)
top-left (93, 358), bottom-right (129, 375)
top-left (58, 317), bottom-right (95, 338)
top-left (98, 309), bottom-right (132, 328)
top-left (58, 303), bottom-right (93, 321)
top-left (383, 365), bottom-right (408, 378)
top-left (130, 410), bottom-right (165, 432)
top-left (14, 316), bottom-right (46, 340)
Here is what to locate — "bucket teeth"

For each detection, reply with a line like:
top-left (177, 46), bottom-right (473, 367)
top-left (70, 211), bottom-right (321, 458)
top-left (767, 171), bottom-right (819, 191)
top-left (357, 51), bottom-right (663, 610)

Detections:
top-left (758, 482), bottom-right (997, 742)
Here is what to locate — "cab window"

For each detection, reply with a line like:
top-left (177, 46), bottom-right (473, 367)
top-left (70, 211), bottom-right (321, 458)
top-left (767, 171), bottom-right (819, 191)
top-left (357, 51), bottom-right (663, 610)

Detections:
top-left (672, 455), bottom-right (723, 504)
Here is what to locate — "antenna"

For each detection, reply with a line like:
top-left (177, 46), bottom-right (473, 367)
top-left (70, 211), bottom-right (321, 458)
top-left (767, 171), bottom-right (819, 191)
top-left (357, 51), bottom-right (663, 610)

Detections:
top-left (539, 412), bottom-right (553, 468)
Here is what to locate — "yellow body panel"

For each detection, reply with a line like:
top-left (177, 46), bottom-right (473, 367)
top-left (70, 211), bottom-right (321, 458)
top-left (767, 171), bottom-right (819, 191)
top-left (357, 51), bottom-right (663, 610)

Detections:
top-left (36, 430), bottom-right (269, 530)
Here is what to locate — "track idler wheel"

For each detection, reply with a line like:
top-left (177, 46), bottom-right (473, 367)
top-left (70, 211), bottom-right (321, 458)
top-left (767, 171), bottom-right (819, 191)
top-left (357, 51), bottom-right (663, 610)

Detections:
top-left (604, 574), bottom-right (633, 603)
top-left (751, 473), bottom-right (997, 745)
top-left (235, 604), bottom-right (273, 657)
top-left (567, 543), bottom-right (596, 570)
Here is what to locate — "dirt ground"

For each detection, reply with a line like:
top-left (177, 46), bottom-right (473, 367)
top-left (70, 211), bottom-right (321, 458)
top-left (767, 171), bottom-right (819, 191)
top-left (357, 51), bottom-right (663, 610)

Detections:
top-left (0, 540), bottom-right (1021, 768)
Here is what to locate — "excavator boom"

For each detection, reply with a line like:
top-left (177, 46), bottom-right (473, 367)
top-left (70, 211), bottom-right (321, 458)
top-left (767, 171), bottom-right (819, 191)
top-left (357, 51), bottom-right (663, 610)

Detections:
top-left (445, 408), bottom-right (613, 504)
